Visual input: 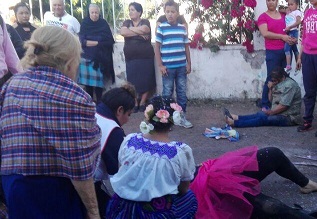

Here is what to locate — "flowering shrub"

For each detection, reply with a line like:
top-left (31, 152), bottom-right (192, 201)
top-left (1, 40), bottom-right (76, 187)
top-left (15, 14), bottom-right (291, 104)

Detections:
top-left (187, 0), bottom-right (257, 53)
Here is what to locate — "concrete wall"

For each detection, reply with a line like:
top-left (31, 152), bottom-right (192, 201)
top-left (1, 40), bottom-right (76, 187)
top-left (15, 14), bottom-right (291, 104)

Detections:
top-left (111, 42), bottom-right (304, 99)
top-left (110, 2), bottom-right (305, 100)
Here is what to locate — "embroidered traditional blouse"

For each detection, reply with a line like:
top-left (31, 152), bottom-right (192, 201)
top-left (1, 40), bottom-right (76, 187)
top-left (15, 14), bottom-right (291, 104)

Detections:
top-left (111, 133), bottom-right (196, 202)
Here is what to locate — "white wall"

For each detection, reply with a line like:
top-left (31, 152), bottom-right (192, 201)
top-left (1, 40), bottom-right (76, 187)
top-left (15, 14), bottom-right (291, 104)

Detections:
top-left (110, 2), bottom-right (305, 100)
top-left (111, 42), bottom-right (304, 99)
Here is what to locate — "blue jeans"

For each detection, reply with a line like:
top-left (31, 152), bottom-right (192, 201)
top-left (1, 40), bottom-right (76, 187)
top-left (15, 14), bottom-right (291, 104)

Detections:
top-left (284, 30), bottom-right (299, 57)
top-left (162, 66), bottom-right (188, 112)
top-left (302, 53), bottom-right (317, 122)
top-left (262, 49), bottom-right (286, 108)
top-left (234, 111), bottom-right (293, 127)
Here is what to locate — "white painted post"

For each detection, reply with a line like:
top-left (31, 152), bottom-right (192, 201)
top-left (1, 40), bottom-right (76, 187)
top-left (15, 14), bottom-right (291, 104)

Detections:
top-left (39, 0), bottom-right (44, 25)
top-left (81, 0), bottom-right (84, 18)
top-left (253, 1), bottom-right (266, 50)
top-left (70, 0), bottom-right (74, 16)
top-left (112, 0), bottom-right (116, 35)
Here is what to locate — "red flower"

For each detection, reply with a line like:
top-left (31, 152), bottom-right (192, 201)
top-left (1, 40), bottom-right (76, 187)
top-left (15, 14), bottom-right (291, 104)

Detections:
top-left (239, 5), bottom-right (246, 12)
top-left (190, 41), bottom-right (198, 48)
top-left (231, 9), bottom-right (239, 18)
top-left (246, 43), bottom-right (254, 53)
top-left (244, 0), bottom-right (257, 8)
top-left (201, 0), bottom-right (213, 9)
top-left (244, 20), bottom-right (255, 31)
top-left (243, 40), bottom-right (254, 53)
top-left (237, 21), bottom-right (244, 27)
top-left (193, 33), bottom-right (202, 41)
top-left (198, 45), bottom-right (203, 50)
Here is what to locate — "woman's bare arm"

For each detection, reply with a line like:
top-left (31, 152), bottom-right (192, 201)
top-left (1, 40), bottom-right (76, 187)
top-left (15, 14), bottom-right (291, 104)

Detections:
top-left (178, 181), bottom-right (191, 195)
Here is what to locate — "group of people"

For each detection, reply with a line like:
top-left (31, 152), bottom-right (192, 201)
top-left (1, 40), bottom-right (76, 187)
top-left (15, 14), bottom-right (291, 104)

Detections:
top-left (0, 0), bottom-right (317, 219)
top-left (225, 0), bottom-right (317, 138)
top-left (42, 0), bottom-right (192, 131)
top-left (119, 1), bottom-right (193, 128)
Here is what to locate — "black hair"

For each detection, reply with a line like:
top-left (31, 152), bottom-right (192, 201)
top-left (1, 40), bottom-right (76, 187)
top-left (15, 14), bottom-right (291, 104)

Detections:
top-left (14, 2), bottom-right (31, 15)
top-left (147, 95), bottom-right (178, 132)
top-left (270, 66), bottom-right (289, 80)
top-left (129, 2), bottom-right (143, 17)
top-left (289, 0), bottom-right (300, 5)
top-left (164, 0), bottom-right (179, 12)
top-left (100, 83), bottom-right (136, 114)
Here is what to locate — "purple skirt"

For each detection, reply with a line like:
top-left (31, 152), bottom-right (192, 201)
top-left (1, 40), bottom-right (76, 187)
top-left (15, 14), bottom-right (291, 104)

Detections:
top-left (106, 190), bottom-right (197, 219)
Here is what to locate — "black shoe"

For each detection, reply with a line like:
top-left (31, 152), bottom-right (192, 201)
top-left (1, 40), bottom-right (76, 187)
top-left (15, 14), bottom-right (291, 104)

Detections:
top-left (222, 107), bottom-right (233, 120)
top-left (133, 106), bottom-right (139, 113)
top-left (139, 105), bottom-right (146, 112)
top-left (297, 121), bottom-right (312, 132)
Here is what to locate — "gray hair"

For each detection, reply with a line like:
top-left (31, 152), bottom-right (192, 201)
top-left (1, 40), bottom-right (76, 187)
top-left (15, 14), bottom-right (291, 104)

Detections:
top-left (89, 3), bottom-right (100, 11)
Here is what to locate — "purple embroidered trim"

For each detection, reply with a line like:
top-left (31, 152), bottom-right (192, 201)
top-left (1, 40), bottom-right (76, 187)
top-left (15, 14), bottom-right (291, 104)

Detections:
top-left (127, 135), bottom-right (180, 159)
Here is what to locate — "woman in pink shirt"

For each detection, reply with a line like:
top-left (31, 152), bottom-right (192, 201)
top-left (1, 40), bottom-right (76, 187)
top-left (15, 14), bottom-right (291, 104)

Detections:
top-left (258, 0), bottom-right (294, 110)
top-left (296, 0), bottom-right (317, 135)
top-left (0, 15), bottom-right (21, 82)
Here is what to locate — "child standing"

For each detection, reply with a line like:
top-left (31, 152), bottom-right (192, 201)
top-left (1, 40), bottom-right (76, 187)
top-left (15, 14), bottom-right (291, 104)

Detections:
top-left (284, 0), bottom-right (302, 73)
top-left (155, 0), bottom-right (193, 128)
top-left (296, 0), bottom-right (317, 135)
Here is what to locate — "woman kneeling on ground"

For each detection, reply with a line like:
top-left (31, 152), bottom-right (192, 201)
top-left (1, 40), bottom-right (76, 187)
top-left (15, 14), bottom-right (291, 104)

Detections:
top-left (94, 83), bottom-right (136, 218)
top-left (107, 95), bottom-right (317, 219)
top-left (225, 66), bottom-right (301, 128)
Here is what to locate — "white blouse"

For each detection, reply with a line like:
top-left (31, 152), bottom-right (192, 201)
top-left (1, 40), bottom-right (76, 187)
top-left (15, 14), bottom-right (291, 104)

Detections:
top-left (110, 133), bottom-right (196, 202)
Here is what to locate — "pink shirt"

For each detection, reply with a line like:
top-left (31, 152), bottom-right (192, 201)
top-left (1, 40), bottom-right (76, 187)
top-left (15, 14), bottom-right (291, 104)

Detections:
top-left (302, 7), bottom-right (317, 54)
top-left (0, 18), bottom-right (22, 78)
top-left (258, 12), bottom-right (286, 50)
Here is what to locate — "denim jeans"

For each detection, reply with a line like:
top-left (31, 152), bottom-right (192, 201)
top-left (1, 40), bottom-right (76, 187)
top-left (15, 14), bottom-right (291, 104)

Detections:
top-left (162, 66), bottom-right (187, 112)
top-left (302, 53), bottom-right (317, 122)
top-left (262, 49), bottom-right (286, 108)
top-left (284, 30), bottom-right (299, 57)
top-left (234, 111), bottom-right (293, 127)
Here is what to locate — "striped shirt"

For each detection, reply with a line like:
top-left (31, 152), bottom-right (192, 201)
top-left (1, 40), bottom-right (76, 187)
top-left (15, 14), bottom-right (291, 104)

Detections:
top-left (0, 66), bottom-right (101, 180)
top-left (156, 22), bottom-right (189, 68)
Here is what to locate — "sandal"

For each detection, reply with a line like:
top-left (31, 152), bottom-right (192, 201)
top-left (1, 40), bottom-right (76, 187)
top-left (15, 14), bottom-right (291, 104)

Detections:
top-left (222, 107), bottom-right (233, 119)
top-left (133, 105), bottom-right (139, 113)
top-left (139, 105), bottom-right (146, 112)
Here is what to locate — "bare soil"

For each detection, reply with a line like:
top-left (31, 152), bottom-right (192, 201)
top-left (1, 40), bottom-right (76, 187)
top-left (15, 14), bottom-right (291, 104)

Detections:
top-left (124, 99), bottom-right (317, 212)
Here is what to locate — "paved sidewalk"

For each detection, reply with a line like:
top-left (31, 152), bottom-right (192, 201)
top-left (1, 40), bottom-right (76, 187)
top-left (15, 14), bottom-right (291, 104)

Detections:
top-left (124, 99), bottom-right (317, 212)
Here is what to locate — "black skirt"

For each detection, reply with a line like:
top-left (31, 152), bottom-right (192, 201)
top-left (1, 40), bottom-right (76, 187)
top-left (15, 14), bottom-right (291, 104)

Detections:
top-left (126, 58), bottom-right (156, 94)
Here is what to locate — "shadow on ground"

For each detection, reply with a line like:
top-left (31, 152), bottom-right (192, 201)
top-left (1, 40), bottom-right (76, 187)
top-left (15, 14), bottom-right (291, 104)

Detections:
top-left (124, 99), bottom-right (317, 212)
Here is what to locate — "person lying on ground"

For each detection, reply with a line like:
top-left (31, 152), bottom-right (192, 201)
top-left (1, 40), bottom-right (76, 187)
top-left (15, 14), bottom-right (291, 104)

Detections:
top-left (106, 95), bottom-right (317, 219)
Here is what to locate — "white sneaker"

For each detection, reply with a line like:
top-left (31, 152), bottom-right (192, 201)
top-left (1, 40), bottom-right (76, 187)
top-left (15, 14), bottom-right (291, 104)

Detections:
top-left (178, 113), bottom-right (193, 128)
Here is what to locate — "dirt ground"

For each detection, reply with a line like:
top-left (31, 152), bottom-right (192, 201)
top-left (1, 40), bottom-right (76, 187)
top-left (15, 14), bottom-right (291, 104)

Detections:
top-left (123, 99), bottom-right (317, 213)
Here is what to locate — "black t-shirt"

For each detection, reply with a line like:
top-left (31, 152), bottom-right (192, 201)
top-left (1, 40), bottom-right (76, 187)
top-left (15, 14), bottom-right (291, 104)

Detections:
top-left (14, 22), bottom-right (36, 41)
top-left (122, 19), bottom-right (154, 61)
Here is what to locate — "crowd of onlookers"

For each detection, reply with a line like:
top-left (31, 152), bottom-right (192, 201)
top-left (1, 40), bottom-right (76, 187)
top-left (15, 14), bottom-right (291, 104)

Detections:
top-left (0, 0), bottom-right (317, 218)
